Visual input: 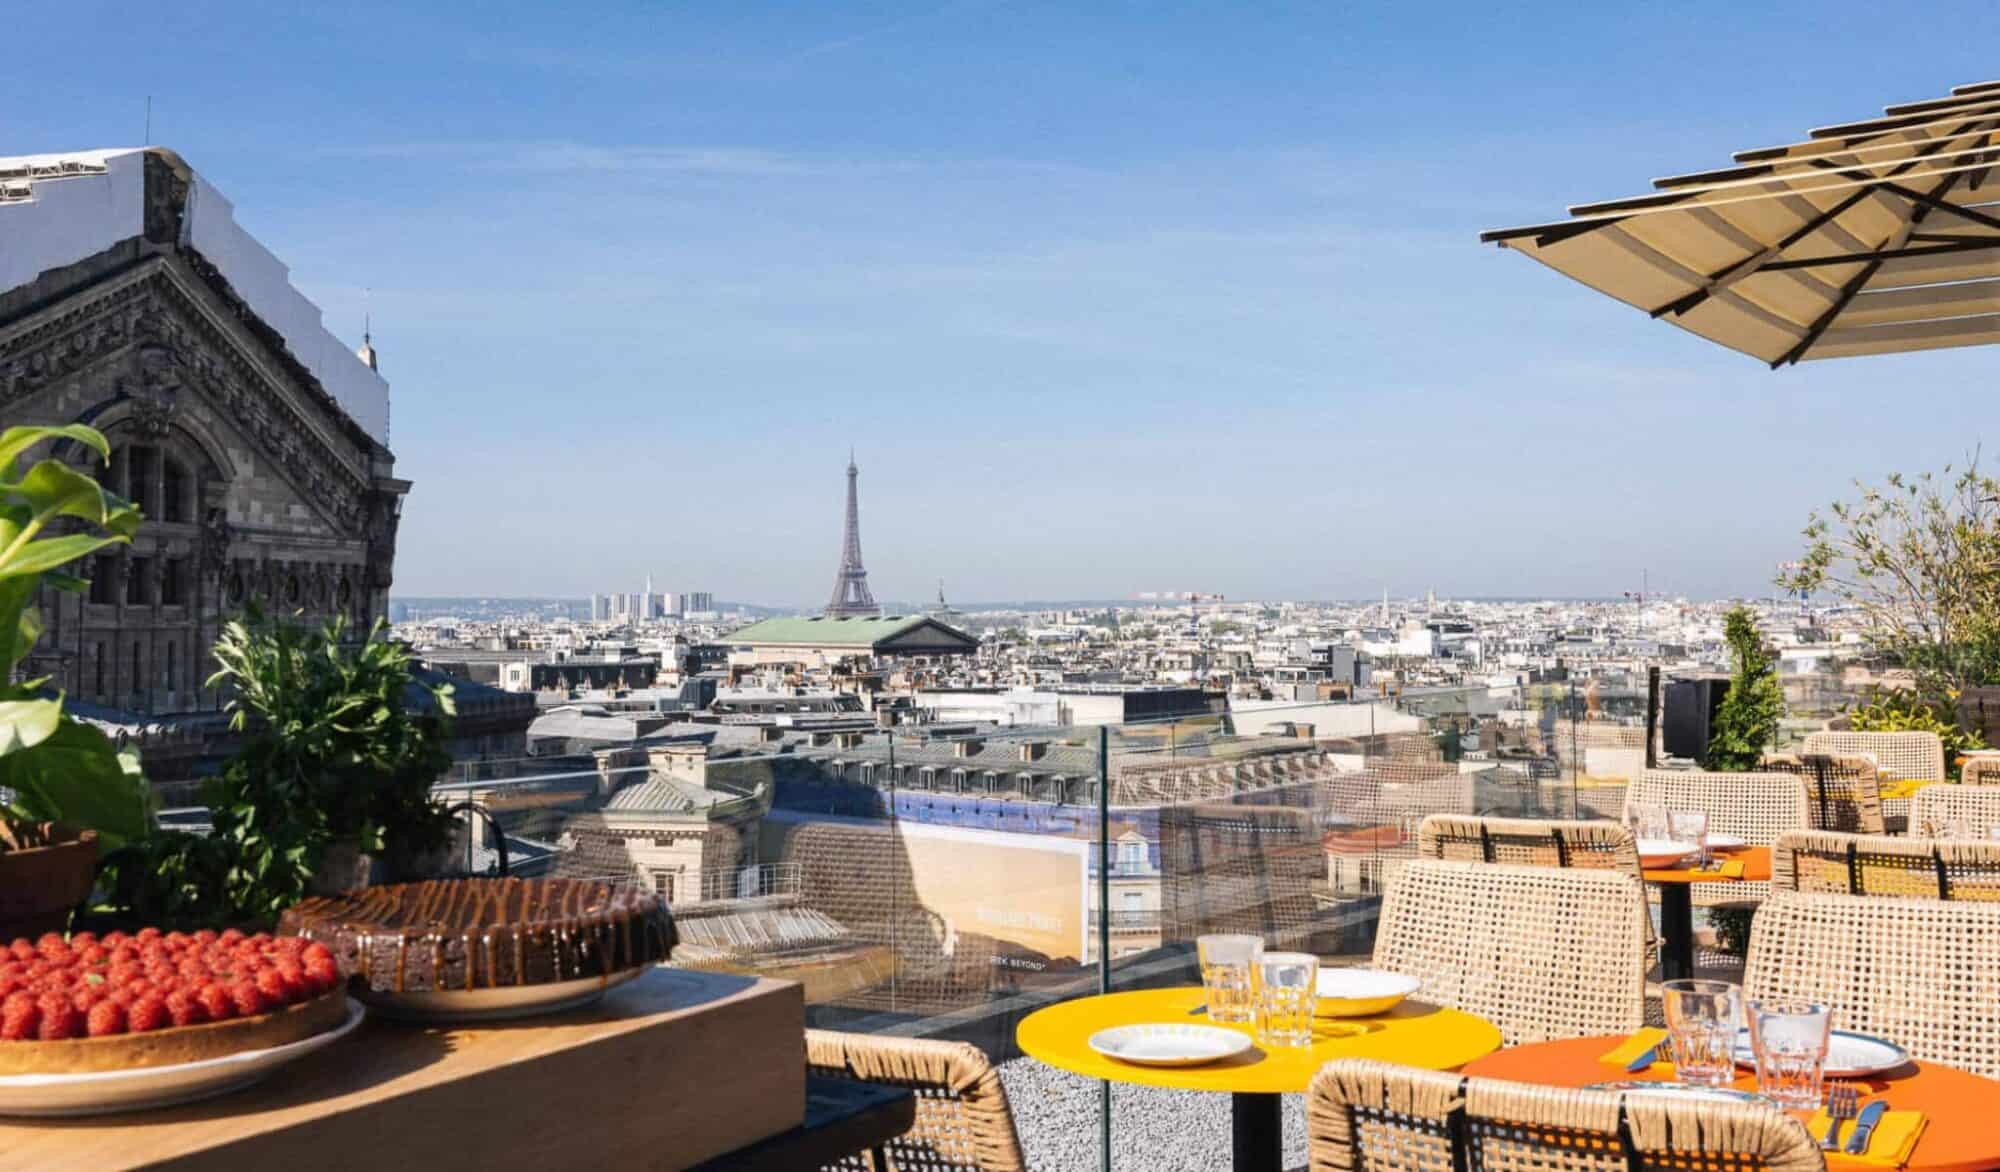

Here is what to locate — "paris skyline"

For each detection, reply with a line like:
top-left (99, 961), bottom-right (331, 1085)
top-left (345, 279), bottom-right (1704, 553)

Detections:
top-left (11, 3), bottom-right (1997, 603)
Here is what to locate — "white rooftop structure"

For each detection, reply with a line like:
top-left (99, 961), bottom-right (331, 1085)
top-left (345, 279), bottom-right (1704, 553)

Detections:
top-left (0, 147), bottom-right (389, 444)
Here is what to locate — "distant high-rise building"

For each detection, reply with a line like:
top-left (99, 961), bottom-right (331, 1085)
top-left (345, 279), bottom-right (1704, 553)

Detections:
top-left (825, 454), bottom-right (881, 618)
top-left (590, 594), bottom-right (609, 622)
top-left (683, 591), bottom-right (715, 615)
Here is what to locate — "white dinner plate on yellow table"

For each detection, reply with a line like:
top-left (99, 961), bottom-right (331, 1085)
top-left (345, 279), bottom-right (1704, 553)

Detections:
top-left (1088, 1024), bottom-right (1254, 1067)
top-left (1316, 968), bottom-right (1421, 1017)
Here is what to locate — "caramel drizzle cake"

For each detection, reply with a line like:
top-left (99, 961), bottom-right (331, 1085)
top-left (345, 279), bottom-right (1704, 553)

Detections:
top-left (278, 877), bottom-right (677, 994)
top-left (0, 929), bottom-right (349, 1074)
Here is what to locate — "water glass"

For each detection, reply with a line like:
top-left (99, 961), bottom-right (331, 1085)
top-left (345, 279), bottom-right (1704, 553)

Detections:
top-left (1627, 803), bottom-right (1667, 842)
top-left (1196, 934), bottom-right (1263, 1024)
top-left (1669, 809), bottom-right (1709, 864)
top-left (1661, 979), bottom-right (1738, 1086)
top-left (1256, 951), bottom-right (1319, 1048)
top-left (1747, 998), bottom-right (1832, 1109)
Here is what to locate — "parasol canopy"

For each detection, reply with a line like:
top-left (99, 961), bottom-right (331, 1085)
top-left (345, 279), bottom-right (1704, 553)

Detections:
top-left (1482, 80), bottom-right (2000, 366)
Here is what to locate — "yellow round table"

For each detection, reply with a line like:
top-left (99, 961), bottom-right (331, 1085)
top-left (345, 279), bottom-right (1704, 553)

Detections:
top-left (1015, 985), bottom-right (1502, 1170)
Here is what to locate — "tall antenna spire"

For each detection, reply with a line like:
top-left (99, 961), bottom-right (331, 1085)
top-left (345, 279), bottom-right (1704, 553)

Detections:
top-left (355, 291), bottom-right (379, 373)
top-left (825, 453), bottom-right (881, 618)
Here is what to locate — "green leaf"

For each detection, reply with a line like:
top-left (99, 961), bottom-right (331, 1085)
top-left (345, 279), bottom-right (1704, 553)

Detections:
top-left (0, 718), bottom-right (153, 849)
top-left (0, 576), bottom-right (38, 673)
top-left (12, 459), bottom-right (139, 533)
top-left (0, 533), bottom-right (134, 580)
top-left (0, 693), bottom-right (62, 756)
top-left (0, 425), bottom-right (110, 474)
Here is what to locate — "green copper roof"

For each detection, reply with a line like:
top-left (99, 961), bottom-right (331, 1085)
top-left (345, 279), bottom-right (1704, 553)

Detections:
top-left (729, 614), bottom-right (973, 648)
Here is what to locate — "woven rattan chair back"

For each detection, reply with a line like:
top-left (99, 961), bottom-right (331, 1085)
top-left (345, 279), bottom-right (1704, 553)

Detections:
top-left (1414, 815), bottom-right (1639, 874)
top-left (1961, 756), bottom-right (2000, 786)
top-left (1912, 784), bottom-right (2000, 840)
top-left (1772, 829), bottom-right (2000, 900)
top-left (806, 1031), bottom-right (1027, 1172)
top-left (1305, 1058), bottom-right (1824, 1172)
top-left (1372, 860), bottom-right (1647, 1044)
top-left (1803, 731), bottom-right (1946, 784)
top-left (1761, 754), bottom-right (1885, 834)
top-left (1625, 770), bottom-right (1810, 844)
top-left (1748, 890), bottom-right (2000, 1078)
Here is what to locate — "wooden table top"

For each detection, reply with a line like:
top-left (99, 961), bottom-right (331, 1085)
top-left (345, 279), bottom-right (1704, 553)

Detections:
top-left (0, 968), bottom-right (804, 1171)
top-left (1017, 986), bottom-right (1500, 1096)
top-left (1465, 1034), bottom-right (2000, 1172)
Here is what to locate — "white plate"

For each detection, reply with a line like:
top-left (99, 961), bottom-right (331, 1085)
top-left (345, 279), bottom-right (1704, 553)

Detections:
top-left (356, 968), bottom-right (643, 1023)
top-left (1636, 839), bottom-right (1696, 867)
top-left (1585, 1080), bottom-right (1770, 1105)
top-left (1732, 1029), bottom-right (1910, 1077)
top-left (1705, 833), bottom-right (1748, 852)
top-left (0, 998), bottom-right (365, 1118)
top-left (1088, 1024), bottom-right (1254, 1067)
top-left (1315, 968), bottom-right (1421, 1017)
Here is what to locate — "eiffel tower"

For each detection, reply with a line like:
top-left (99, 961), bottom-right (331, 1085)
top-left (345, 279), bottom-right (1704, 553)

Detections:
top-left (825, 453), bottom-right (882, 618)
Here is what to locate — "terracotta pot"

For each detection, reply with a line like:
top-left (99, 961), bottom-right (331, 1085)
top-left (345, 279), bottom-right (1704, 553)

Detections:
top-left (0, 821), bottom-right (100, 939)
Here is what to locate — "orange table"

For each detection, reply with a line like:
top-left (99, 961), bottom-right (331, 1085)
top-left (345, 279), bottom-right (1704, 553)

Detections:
top-left (1465, 1035), bottom-right (2000, 1171)
top-left (1017, 985), bottom-right (1501, 1171)
top-left (1643, 845), bottom-right (1771, 981)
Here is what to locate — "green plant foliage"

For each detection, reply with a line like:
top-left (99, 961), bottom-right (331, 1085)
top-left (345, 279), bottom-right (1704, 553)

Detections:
top-left (186, 608), bottom-right (457, 924)
top-left (0, 425), bottom-right (151, 849)
top-left (1781, 458), bottom-right (2000, 700)
top-left (1845, 688), bottom-right (1989, 780)
top-left (1706, 607), bottom-right (1785, 772)
top-left (1709, 907), bottom-right (1754, 958)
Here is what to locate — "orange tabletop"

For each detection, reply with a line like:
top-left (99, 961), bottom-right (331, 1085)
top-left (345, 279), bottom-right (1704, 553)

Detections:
top-left (1464, 1035), bottom-right (2000, 1172)
top-left (1642, 845), bottom-right (1771, 884)
top-left (1016, 986), bottom-right (1502, 1095)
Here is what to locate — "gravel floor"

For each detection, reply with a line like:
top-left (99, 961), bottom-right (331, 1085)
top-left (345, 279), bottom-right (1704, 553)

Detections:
top-left (998, 1055), bottom-right (1308, 1172)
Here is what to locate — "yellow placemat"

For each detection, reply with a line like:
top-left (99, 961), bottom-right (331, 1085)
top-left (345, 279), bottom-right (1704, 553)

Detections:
top-left (1804, 1108), bottom-right (1926, 1167)
top-left (1597, 1028), bottom-right (1667, 1068)
top-left (1879, 779), bottom-right (1932, 800)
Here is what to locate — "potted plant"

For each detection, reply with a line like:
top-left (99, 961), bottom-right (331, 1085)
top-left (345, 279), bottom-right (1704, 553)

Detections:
top-left (195, 608), bottom-right (457, 921)
top-left (0, 424), bottom-right (151, 937)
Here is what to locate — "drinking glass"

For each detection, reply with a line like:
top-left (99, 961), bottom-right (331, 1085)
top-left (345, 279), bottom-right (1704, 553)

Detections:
top-left (1256, 951), bottom-right (1319, 1048)
top-left (1668, 809), bottom-right (1709, 865)
top-left (1661, 979), bottom-right (1738, 1086)
top-left (1196, 934), bottom-right (1263, 1024)
top-left (1747, 998), bottom-right (1832, 1109)
top-left (1627, 803), bottom-right (1667, 843)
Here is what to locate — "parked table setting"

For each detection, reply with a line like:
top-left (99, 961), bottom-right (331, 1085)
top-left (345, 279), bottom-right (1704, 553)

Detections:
top-left (1464, 1034), bottom-right (2000, 1171)
top-left (1015, 983), bottom-right (1501, 1172)
top-left (1643, 844), bottom-right (1771, 981)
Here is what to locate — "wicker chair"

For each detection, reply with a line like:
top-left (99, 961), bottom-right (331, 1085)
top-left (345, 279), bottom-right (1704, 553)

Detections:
top-left (1963, 757), bottom-right (2000, 786)
top-left (1748, 890), bottom-right (2000, 1078)
top-left (1803, 730), bottom-right (1946, 784)
top-left (1772, 829), bottom-right (2000, 900)
top-left (1305, 1058), bottom-right (1823, 1172)
top-left (1624, 770), bottom-right (1809, 908)
top-left (1912, 784), bottom-right (2000, 839)
top-left (1414, 816), bottom-right (1656, 961)
top-left (1372, 859), bottom-right (1647, 1044)
top-left (1760, 754), bottom-right (1885, 834)
top-left (806, 1031), bottom-right (1026, 1172)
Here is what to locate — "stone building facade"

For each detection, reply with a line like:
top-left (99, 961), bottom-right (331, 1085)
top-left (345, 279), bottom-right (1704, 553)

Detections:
top-left (1, 149), bottom-right (406, 715)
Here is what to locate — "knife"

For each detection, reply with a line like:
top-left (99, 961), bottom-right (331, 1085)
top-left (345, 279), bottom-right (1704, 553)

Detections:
top-left (1624, 1041), bottom-right (1662, 1072)
top-left (1845, 1100), bottom-right (1888, 1155)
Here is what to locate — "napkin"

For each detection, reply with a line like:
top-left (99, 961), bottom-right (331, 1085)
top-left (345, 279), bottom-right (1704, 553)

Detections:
top-left (1804, 1107), bottom-right (1926, 1167)
top-left (1879, 779), bottom-right (1931, 800)
top-left (1598, 1028), bottom-right (1668, 1068)
top-left (1693, 859), bottom-right (1744, 878)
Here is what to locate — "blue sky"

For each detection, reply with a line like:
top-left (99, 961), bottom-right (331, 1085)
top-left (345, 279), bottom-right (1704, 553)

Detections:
top-left (7, 2), bottom-right (1998, 605)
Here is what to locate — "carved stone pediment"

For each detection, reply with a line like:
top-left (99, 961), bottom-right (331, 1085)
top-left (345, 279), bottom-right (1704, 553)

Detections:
top-left (0, 264), bottom-right (372, 536)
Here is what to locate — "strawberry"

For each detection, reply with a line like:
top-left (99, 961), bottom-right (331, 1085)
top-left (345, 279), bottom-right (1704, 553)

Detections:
top-left (301, 954), bottom-right (341, 994)
top-left (218, 929), bottom-right (245, 947)
top-left (85, 1000), bottom-right (127, 1037)
top-left (34, 932), bottom-right (65, 952)
top-left (100, 931), bottom-right (129, 948)
top-left (134, 927), bottom-right (162, 943)
top-left (164, 988), bottom-right (207, 1027)
top-left (228, 981), bottom-right (269, 1017)
top-left (127, 995), bottom-right (169, 1033)
top-left (1, 996), bottom-right (39, 1041)
top-left (8, 939), bottom-right (36, 963)
top-left (71, 984), bottom-right (105, 1012)
top-left (192, 929), bottom-right (219, 947)
top-left (69, 931), bottom-right (96, 949)
top-left (37, 1000), bottom-right (83, 1040)
top-left (75, 944), bottom-right (109, 968)
top-left (196, 983), bottom-right (235, 1022)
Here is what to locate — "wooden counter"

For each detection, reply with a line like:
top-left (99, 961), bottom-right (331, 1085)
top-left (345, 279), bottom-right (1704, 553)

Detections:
top-left (1, 967), bottom-right (805, 1172)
